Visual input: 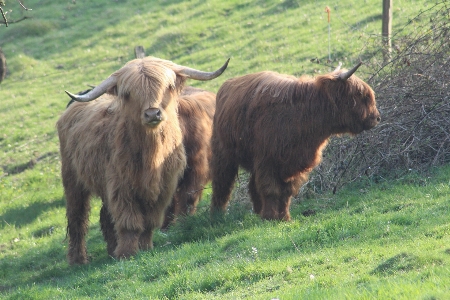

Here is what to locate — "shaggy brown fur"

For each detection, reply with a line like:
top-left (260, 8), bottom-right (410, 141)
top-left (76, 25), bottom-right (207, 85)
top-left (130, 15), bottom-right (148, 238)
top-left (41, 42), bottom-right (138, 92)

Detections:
top-left (210, 68), bottom-right (381, 221)
top-left (162, 87), bottom-right (216, 228)
top-left (57, 57), bottom-right (217, 265)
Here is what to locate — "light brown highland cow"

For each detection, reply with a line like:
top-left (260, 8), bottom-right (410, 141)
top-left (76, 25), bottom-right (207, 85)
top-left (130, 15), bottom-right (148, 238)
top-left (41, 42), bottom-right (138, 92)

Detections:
top-left (210, 63), bottom-right (380, 221)
top-left (162, 86), bottom-right (216, 229)
top-left (57, 56), bottom-right (229, 264)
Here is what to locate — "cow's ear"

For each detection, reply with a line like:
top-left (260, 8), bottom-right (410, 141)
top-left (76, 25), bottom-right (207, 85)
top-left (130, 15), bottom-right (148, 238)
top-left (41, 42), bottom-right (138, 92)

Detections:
top-left (361, 94), bottom-right (372, 106)
top-left (106, 85), bottom-right (118, 96)
top-left (173, 75), bottom-right (185, 93)
top-left (316, 77), bottom-right (336, 101)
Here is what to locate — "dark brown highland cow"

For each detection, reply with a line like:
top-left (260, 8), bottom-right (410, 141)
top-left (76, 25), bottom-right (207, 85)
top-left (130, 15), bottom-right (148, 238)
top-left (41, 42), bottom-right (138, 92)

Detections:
top-left (162, 86), bottom-right (216, 228)
top-left (57, 56), bottom-right (229, 264)
top-left (210, 63), bottom-right (380, 221)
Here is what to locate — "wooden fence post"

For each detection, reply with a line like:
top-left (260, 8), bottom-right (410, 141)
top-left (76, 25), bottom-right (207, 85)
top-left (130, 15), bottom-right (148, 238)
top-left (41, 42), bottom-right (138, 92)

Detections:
top-left (0, 47), bottom-right (6, 84)
top-left (382, 0), bottom-right (392, 63)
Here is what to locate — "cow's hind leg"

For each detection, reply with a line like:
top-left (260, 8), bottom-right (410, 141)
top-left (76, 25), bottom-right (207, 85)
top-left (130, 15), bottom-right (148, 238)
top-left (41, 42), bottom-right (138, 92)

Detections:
top-left (162, 166), bottom-right (201, 229)
top-left (179, 166), bottom-right (205, 215)
top-left (249, 173), bottom-right (263, 215)
top-left (161, 197), bottom-right (178, 230)
top-left (210, 148), bottom-right (238, 214)
top-left (64, 179), bottom-right (91, 265)
top-left (182, 146), bottom-right (210, 215)
top-left (100, 204), bottom-right (117, 257)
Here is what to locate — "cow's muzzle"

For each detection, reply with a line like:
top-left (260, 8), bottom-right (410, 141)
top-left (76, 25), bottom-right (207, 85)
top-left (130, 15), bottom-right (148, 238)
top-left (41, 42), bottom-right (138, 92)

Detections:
top-left (364, 112), bottom-right (381, 130)
top-left (144, 108), bottom-right (163, 126)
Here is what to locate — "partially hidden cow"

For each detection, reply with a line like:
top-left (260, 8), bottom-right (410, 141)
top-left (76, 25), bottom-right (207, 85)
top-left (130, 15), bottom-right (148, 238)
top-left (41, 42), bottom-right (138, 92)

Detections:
top-left (210, 63), bottom-right (380, 221)
top-left (57, 56), bottom-right (229, 264)
top-left (162, 86), bottom-right (216, 228)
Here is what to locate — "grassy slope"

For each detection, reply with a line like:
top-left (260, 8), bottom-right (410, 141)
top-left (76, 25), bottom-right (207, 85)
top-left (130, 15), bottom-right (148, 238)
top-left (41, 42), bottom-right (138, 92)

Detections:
top-left (1, 0), bottom-right (448, 299)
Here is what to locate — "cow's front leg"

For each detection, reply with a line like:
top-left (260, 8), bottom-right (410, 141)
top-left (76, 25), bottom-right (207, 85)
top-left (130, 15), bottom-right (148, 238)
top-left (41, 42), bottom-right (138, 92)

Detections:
top-left (249, 173), bottom-right (263, 215)
top-left (100, 204), bottom-right (117, 257)
top-left (114, 228), bottom-right (141, 259)
top-left (139, 228), bottom-right (154, 251)
top-left (108, 193), bottom-right (145, 259)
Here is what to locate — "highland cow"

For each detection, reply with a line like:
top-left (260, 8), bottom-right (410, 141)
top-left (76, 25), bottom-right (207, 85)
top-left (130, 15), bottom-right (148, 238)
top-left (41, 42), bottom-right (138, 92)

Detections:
top-left (162, 86), bottom-right (216, 228)
top-left (57, 56), bottom-right (229, 264)
top-left (210, 63), bottom-right (380, 221)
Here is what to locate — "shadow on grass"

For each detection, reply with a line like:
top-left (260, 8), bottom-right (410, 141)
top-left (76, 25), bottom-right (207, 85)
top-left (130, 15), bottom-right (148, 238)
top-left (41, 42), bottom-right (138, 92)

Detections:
top-left (1, 198), bottom-right (257, 295)
top-left (2, 159), bottom-right (37, 176)
top-left (351, 13), bottom-right (382, 28)
top-left (0, 218), bottom-right (189, 296)
top-left (0, 239), bottom-right (70, 292)
top-left (1, 197), bottom-right (65, 228)
top-left (163, 201), bottom-right (263, 246)
top-left (0, 223), bottom-right (116, 293)
top-left (371, 252), bottom-right (444, 276)
top-left (2, 152), bottom-right (59, 176)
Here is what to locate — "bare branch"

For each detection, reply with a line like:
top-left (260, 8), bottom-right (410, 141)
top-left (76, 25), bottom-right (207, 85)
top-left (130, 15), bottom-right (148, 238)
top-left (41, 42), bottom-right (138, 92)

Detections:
top-left (0, 15), bottom-right (30, 25)
top-left (0, 0), bottom-right (32, 27)
top-left (17, 0), bottom-right (31, 11)
top-left (0, 7), bottom-right (7, 27)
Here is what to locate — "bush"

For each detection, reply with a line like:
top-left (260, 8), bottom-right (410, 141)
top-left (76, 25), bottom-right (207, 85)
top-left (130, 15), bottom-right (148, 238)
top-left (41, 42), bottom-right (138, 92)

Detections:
top-left (306, 1), bottom-right (450, 195)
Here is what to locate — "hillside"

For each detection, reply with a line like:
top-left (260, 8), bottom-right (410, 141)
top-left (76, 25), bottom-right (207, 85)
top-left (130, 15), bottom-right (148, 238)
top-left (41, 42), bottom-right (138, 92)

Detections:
top-left (1, 0), bottom-right (449, 299)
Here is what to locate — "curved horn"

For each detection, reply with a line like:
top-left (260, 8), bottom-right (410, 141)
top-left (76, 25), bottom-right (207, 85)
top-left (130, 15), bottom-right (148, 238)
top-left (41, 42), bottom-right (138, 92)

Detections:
top-left (177, 58), bottom-right (230, 81)
top-left (338, 62), bottom-right (362, 81)
top-left (333, 62), bottom-right (342, 72)
top-left (65, 76), bottom-right (117, 102)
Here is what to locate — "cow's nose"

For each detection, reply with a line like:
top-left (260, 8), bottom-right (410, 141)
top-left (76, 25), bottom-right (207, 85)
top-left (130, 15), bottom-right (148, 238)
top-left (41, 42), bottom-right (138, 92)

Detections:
top-left (144, 108), bottom-right (162, 125)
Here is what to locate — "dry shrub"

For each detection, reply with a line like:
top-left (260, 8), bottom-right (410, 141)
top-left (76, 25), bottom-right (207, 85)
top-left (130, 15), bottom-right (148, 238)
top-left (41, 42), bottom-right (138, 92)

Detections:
top-left (308, 1), bottom-right (450, 195)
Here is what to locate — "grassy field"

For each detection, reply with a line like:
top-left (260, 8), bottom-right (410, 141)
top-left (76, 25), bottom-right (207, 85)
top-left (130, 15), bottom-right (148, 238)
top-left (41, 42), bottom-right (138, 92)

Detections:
top-left (1, 0), bottom-right (449, 299)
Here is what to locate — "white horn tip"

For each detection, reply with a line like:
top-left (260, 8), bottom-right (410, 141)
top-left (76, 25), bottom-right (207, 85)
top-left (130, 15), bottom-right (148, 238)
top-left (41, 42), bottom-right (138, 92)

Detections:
top-left (65, 90), bottom-right (78, 100)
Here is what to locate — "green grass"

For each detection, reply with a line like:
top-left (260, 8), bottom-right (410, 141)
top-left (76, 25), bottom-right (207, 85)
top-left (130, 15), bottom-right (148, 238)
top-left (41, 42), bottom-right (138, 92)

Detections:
top-left (1, 0), bottom-right (449, 299)
top-left (2, 166), bottom-right (450, 299)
